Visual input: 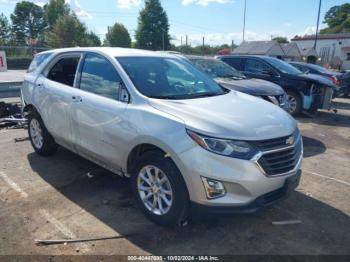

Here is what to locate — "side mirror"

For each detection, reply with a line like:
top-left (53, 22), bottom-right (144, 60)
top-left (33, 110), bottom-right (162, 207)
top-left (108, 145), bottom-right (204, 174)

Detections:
top-left (118, 84), bottom-right (130, 103)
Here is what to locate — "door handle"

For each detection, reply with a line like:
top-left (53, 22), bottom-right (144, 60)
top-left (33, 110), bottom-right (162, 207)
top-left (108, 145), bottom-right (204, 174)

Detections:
top-left (72, 96), bottom-right (83, 103)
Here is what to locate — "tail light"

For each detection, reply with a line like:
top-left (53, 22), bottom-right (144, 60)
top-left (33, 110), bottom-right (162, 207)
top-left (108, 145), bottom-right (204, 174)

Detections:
top-left (330, 75), bottom-right (340, 86)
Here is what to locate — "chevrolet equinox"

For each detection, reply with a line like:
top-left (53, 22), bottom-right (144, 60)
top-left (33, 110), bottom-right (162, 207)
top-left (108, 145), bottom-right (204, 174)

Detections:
top-left (22, 48), bottom-right (303, 226)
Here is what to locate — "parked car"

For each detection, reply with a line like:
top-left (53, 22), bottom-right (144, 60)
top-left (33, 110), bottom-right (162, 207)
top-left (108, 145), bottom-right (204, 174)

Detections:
top-left (289, 62), bottom-right (349, 97)
top-left (22, 48), bottom-right (303, 226)
top-left (184, 55), bottom-right (289, 111)
top-left (217, 55), bottom-right (336, 116)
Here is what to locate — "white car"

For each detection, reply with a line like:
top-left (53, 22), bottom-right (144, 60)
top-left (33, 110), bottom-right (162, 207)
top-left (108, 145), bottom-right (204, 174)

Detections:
top-left (22, 47), bottom-right (303, 226)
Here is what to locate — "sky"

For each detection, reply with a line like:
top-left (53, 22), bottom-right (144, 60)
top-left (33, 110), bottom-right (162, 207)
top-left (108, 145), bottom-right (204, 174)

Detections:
top-left (0, 0), bottom-right (349, 46)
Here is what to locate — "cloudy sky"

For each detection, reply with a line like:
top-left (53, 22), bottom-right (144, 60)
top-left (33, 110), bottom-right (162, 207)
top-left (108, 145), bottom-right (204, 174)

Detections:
top-left (0, 0), bottom-right (348, 46)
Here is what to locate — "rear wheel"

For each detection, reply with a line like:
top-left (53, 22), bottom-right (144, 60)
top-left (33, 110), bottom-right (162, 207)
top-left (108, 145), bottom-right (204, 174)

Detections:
top-left (28, 112), bottom-right (58, 156)
top-left (131, 151), bottom-right (189, 226)
top-left (287, 91), bottom-right (302, 116)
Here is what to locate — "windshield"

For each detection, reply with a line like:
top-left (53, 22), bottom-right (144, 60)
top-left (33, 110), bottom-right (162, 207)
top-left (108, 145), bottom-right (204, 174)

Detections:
top-left (117, 57), bottom-right (228, 99)
top-left (190, 58), bottom-right (246, 79)
top-left (266, 57), bottom-right (303, 75)
top-left (305, 63), bottom-right (333, 74)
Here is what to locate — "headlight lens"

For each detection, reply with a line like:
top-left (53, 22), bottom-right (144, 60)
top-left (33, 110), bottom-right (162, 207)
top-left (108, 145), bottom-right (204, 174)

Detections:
top-left (187, 130), bottom-right (257, 160)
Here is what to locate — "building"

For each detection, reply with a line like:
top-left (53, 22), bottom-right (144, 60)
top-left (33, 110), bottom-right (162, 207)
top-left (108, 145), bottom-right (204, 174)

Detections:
top-left (291, 33), bottom-right (350, 70)
top-left (281, 43), bottom-right (302, 61)
top-left (233, 41), bottom-right (286, 58)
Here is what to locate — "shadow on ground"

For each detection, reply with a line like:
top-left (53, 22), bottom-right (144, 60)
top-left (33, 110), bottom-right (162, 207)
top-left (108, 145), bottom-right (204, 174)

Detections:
top-left (297, 109), bottom-right (350, 128)
top-left (27, 148), bottom-right (350, 255)
top-left (302, 136), bottom-right (326, 158)
top-left (332, 100), bottom-right (350, 110)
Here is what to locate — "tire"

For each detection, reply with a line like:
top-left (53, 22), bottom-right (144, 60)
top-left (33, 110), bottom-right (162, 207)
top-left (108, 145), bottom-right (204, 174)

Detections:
top-left (28, 111), bottom-right (58, 156)
top-left (287, 91), bottom-right (302, 116)
top-left (131, 151), bottom-right (189, 226)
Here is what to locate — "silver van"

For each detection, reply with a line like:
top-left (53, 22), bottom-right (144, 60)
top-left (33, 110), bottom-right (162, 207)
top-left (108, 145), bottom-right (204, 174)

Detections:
top-left (22, 47), bottom-right (303, 226)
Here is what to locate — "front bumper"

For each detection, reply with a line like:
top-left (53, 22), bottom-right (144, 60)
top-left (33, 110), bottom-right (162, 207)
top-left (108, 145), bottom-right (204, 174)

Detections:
top-left (177, 140), bottom-right (303, 208)
top-left (191, 170), bottom-right (301, 214)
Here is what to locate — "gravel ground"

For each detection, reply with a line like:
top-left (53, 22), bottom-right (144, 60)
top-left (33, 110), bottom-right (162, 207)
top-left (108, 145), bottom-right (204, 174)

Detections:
top-left (0, 98), bottom-right (349, 256)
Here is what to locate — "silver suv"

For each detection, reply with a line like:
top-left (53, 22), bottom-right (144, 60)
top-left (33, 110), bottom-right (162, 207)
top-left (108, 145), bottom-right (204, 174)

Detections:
top-left (22, 48), bottom-right (303, 226)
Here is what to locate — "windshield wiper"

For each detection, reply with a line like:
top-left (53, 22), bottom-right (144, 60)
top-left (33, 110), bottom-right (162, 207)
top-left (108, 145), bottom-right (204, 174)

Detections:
top-left (149, 95), bottom-right (188, 100)
top-left (188, 92), bottom-right (221, 99)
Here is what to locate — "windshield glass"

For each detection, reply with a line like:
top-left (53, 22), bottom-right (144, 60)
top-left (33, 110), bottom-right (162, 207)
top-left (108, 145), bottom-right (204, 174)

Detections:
top-left (266, 57), bottom-right (303, 75)
top-left (117, 57), bottom-right (228, 99)
top-left (190, 58), bottom-right (246, 79)
top-left (306, 63), bottom-right (332, 74)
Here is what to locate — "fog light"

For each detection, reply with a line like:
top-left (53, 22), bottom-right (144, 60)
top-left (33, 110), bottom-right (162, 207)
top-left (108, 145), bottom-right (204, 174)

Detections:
top-left (201, 177), bottom-right (226, 199)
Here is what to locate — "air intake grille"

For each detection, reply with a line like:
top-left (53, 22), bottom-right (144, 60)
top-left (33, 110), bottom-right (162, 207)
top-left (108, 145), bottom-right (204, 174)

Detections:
top-left (257, 138), bottom-right (302, 176)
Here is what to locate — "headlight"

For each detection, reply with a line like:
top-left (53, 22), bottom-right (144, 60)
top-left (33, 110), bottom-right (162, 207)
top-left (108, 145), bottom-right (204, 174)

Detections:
top-left (187, 130), bottom-right (257, 160)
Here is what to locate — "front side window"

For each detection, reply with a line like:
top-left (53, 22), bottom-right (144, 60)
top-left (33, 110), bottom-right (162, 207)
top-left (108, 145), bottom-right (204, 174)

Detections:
top-left (47, 56), bottom-right (80, 87)
top-left (117, 57), bottom-right (227, 99)
top-left (190, 58), bottom-right (246, 79)
top-left (245, 59), bottom-right (272, 74)
top-left (80, 54), bottom-right (123, 100)
top-left (265, 57), bottom-right (302, 75)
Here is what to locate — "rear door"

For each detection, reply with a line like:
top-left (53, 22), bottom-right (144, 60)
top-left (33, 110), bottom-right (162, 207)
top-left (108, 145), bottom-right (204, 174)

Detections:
top-left (70, 52), bottom-right (129, 170)
top-left (242, 58), bottom-right (280, 83)
top-left (38, 53), bottom-right (82, 148)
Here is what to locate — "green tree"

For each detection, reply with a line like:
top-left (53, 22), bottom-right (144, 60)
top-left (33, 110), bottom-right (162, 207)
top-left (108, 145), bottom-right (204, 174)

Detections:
top-left (10, 1), bottom-right (46, 45)
top-left (45, 14), bottom-right (91, 47)
top-left (0, 13), bottom-right (11, 45)
top-left (321, 3), bottom-right (350, 34)
top-left (86, 31), bottom-right (101, 46)
top-left (105, 23), bottom-right (131, 47)
top-left (135, 0), bottom-right (170, 50)
top-left (43, 0), bottom-right (70, 30)
top-left (272, 36), bottom-right (289, 44)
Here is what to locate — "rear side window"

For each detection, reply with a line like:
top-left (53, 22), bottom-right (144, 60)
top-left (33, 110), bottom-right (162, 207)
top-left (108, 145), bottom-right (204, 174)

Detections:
top-left (47, 56), bottom-right (80, 87)
top-left (80, 53), bottom-right (122, 100)
top-left (27, 52), bottom-right (52, 73)
top-left (244, 59), bottom-right (271, 73)
top-left (221, 57), bottom-right (242, 70)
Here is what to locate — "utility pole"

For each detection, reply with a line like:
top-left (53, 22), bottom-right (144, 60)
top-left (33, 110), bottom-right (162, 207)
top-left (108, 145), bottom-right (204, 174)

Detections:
top-left (180, 36), bottom-right (183, 52)
top-left (202, 36), bottom-right (205, 55)
top-left (242, 0), bottom-right (247, 43)
top-left (314, 0), bottom-right (322, 50)
top-left (231, 40), bottom-right (234, 52)
top-left (107, 26), bottom-right (111, 46)
top-left (186, 35), bottom-right (188, 47)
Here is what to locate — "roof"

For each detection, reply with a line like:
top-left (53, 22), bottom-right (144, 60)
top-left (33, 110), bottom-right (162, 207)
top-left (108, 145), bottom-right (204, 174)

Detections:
top-left (299, 47), bottom-right (318, 57)
top-left (233, 41), bottom-right (285, 56)
top-left (281, 43), bottom-right (302, 58)
top-left (291, 33), bottom-right (350, 41)
top-left (39, 47), bottom-right (180, 58)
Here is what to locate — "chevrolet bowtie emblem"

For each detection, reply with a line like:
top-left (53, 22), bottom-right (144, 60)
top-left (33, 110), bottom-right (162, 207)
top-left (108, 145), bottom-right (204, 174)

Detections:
top-left (286, 136), bottom-right (294, 145)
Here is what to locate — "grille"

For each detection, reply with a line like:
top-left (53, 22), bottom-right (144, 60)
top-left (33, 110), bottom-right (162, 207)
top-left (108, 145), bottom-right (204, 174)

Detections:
top-left (257, 139), bottom-right (302, 176)
top-left (251, 129), bottom-right (299, 151)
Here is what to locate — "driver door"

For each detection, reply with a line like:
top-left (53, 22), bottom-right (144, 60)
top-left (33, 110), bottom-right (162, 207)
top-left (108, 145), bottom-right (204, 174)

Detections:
top-left (70, 53), bottom-right (129, 170)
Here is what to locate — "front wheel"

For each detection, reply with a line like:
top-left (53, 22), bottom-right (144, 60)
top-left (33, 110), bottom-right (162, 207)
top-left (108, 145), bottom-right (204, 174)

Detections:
top-left (287, 91), bottom-right (302, 116)
top-left (131, 151), bottom-right (189, 226)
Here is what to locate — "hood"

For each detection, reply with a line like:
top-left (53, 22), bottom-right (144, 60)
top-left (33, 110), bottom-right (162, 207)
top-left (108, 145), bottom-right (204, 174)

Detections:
top-left (286, 73), bottom-right (337, 88)
top-left (215, 78), bottom-right (284, 96)
top-left (149, 91), bottom-right (296, 141)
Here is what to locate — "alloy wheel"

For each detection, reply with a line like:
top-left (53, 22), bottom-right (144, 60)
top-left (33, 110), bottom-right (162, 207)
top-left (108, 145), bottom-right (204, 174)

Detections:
top-left (288, 94), bottom-right (297, 114)
top-left (137, 165), bottom-right (173, 215)
top-left (30, 118), bottom-right (44, 149)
